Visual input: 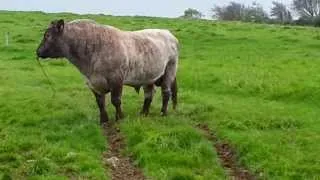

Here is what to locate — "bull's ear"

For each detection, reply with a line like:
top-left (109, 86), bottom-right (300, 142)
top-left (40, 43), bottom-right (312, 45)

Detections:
top-left (55, 19), bottom-right (64, 33)
top-left (57, 19), bottom-right (64, 33)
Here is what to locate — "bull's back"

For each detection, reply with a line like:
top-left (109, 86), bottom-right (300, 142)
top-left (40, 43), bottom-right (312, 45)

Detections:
top-left (135, 29), bottom-right (179, 54)
top-left (121, 29), bottom-right (178, 86)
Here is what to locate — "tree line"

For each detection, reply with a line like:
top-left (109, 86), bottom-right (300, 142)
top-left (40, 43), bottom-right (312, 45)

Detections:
top-left (181, 0), bottom-right (320, 27)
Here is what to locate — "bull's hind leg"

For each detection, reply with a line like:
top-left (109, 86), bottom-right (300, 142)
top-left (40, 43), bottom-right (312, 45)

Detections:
top-left (160, 85), bottom-right (171, 116)
top-left (171, 77), bottom-right (178, 110)
top-left (141, 84), bottom-right (155, 116)
top-left (92, 91), bottom-right (109, 124)
top-left (160, 59), bottom-right (177, 116)
top-left (111, 84), bottom-right (124, 121)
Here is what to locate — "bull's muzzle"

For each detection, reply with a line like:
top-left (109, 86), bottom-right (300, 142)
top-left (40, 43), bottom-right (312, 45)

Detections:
top-left (36, 47), bottom-right (45, 58)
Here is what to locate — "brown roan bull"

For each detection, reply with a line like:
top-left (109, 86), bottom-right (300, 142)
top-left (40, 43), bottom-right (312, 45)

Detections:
top-left (36, 19), bottom-right (179, 124)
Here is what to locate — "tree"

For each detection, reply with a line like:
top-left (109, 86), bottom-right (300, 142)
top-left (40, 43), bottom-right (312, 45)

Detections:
top-left (212, 2), bottom-right (244, 21)
top-left (271, 1), bottom-right (293, 24)
top-left (293, 0), bottom-right (320, 18)
top-left (243, 2), bottom-right (269, 23)
top-left (212, 1), bottom-right (269, 23)
top-left (181, 8), bottom-right (204, 19)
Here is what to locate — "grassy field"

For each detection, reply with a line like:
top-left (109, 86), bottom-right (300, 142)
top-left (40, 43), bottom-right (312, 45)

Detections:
top-left (0, 11), bottom-right (320, 179)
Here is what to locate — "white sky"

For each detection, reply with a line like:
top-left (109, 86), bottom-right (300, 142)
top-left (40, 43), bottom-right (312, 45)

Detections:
top-left (0, 0), bottom-right (290, 18)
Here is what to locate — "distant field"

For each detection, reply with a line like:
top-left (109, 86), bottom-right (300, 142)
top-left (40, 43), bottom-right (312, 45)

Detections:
top-left (0, 11), bottom-right (319, 179)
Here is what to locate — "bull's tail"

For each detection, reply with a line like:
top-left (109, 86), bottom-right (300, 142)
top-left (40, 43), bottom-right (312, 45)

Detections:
top-left (171, 77), bottom-right (178, 110)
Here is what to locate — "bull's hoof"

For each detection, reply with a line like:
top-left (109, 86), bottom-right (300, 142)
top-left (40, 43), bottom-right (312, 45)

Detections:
top-left (160, 111), bottom-right (167, 116)
top-left (173, 104), bottom-right (177, 111)
top-left (100, 114), bottom-right (109, 125)
top-left (115, 112), bottom-right (124, 121)
top-left (100, 119), bottom-right (108, 126)
top-left (140, 110), bottom-right (149, 117)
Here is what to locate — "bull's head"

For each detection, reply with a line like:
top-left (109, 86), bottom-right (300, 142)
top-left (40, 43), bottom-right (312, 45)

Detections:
top-left (36, 19), bottom-right (65, 59)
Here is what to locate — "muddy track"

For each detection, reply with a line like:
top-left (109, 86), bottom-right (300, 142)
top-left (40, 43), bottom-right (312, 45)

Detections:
top-left (102, 122), bottom-right (145, 180)
top-left (196, 124), bottom-right (256, 180)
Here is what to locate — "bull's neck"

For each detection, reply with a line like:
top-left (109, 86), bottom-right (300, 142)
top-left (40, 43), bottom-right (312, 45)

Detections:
top-left (61, 31), bottom-right (93, 77)
top-left (66, 51), bottom-right (92, 78)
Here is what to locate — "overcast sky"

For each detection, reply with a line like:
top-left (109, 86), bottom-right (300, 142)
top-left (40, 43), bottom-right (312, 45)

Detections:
top-left (0, 0), bottom-right (289, 18)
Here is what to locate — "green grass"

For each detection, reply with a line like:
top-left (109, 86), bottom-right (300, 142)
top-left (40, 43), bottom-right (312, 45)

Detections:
top-left (1, 11), bottom-right (320, 179)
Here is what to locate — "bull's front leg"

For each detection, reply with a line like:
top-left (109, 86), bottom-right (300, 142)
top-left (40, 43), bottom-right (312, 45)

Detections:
top-left (111, 84), bottom-right (124, 121)
top-left (92, 91), bottom-right (109, 124)
top-left (141, 84), bottom-right (155, 116)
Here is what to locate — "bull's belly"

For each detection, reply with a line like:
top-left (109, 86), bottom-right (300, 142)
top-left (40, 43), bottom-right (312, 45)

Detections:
top-left (123, 68), bottom-right (164, 86)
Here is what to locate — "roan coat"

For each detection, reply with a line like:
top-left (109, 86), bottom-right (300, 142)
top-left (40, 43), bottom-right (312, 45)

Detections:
top-left (36, 19), bottom-right (179, 123)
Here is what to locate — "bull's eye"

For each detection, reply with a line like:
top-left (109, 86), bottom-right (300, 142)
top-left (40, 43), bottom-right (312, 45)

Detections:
top-left (45, 33), bottom-right (50, 39)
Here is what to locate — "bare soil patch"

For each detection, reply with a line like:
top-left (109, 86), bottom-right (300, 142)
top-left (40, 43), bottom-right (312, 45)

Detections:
top-left (196, 123), bottom-right (256, 180)
top-left (102, 122), bottom-right (145, 180)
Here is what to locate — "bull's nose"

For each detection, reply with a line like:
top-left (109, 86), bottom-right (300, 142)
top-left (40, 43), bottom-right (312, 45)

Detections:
top-left (36, 49), bottom-right (42, 57)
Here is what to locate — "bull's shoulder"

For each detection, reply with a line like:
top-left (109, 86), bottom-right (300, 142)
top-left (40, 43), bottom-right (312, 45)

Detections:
top-left (132, 29), bottom-right (178, 43)
top-left (68, 19), bottom-right (97, 25)
top-left (133, 29), bottom-right (171, 36)
top-left (67, 19), bottom-right (120, 32)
